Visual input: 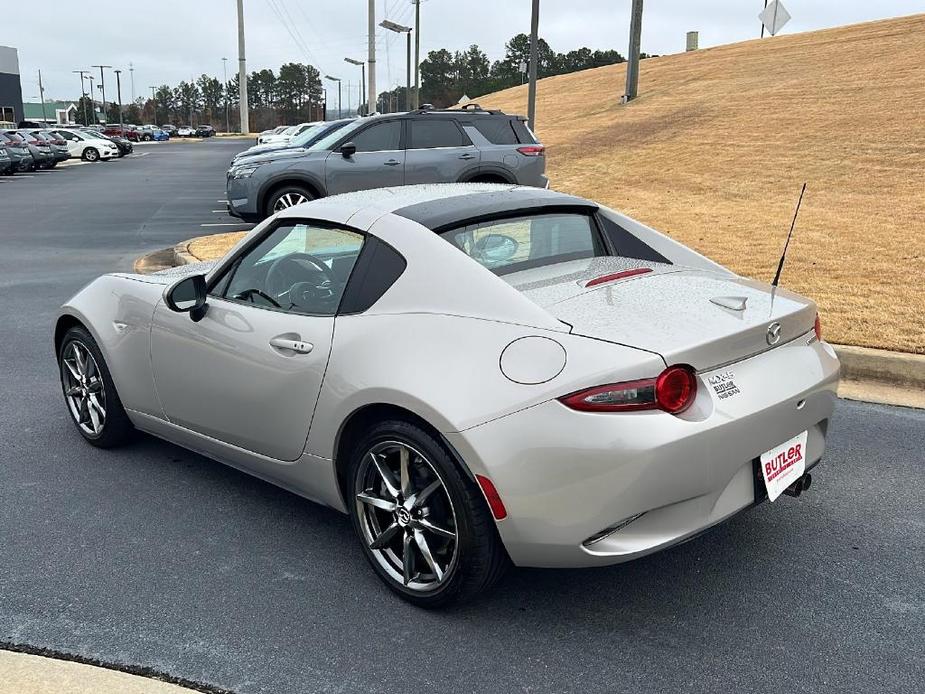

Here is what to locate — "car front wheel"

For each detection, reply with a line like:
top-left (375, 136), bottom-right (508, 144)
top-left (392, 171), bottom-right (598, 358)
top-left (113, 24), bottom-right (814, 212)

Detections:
top-left (82, 147), bottom-right (99, 162)
top-left (58, 325), bottom-right (134, 448)
top-left (348, 420), bottom-right (509, 608)
top-left (266, 185), bottom-right (314, 217)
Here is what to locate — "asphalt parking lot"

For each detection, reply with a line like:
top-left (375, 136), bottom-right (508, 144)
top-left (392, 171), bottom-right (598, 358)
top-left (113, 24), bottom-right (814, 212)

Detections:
top-left (1, 139), bottom-right (923, 694)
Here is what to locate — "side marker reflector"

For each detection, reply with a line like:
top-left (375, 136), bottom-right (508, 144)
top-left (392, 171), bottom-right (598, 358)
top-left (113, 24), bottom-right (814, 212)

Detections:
top-left (475, 474), bottom-right (508, 520)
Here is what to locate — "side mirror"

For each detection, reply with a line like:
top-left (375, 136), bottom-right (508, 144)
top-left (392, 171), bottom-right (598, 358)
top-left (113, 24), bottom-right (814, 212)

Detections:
top-left (164, 274), bottom-right (208, 321)
top-left (474, 233), bottom-right (519, 265)
top-left (340, 142), bottom-right (357, 158)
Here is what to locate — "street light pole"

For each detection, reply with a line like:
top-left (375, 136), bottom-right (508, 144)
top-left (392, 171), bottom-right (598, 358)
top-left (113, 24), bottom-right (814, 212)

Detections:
top-left (222, 57), bottom-right (230, 133)
top-left (380, 20), bottom-right (413, 112)
top-left (237, 0), bottom-right (250, 134)
top-left (344, 58), bottom-right (366, 114)
top-left (149, 86), bottom-right (157, 123)
top-left (527, 0), bottom-right (540, 131)
top-left (38, 70), bottom-right (47, 123)
top-left (87, 75), bottom-right (95, 122)
top-left (623, 0), bottom-right (644, 102)
top-left (114, 69), bottom-right (124, 129)
top-left (412, 0), bottom-right (421, 108)
top-left (92, 65), bottom-right (111, 122)
top-left (129, 62), bottom-right (135, 102)
top-left (324, 76), bottom-right (342, 119)
top-left (367, 0), bottom-right (376, 116)
top-left (73, 70), bottom-right (89, 125)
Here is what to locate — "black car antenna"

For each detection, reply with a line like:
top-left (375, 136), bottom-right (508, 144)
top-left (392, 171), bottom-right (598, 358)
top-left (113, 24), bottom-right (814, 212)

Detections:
top-left (772, 182), bottom-right (807, 287)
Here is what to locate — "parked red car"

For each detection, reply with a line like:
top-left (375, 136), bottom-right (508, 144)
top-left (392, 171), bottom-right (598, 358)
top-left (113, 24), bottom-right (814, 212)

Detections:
top-left (101, 125), bottom-right (140, 142)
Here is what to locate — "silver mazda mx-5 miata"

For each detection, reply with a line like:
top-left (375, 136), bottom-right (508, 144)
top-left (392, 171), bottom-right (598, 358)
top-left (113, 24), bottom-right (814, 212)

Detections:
top-left (56, 184), bottom-right (840, 606)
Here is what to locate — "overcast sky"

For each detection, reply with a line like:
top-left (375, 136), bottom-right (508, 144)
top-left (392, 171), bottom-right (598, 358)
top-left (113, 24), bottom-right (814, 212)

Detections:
top-left (6, 1), bottom-right (920, 107)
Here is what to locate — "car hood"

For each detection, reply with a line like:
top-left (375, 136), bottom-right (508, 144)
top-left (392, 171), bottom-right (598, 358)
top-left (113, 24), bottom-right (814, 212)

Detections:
top-left (233, 148), bottom-right (323, 167)
top-left (234, 142), bottom-right (302, 160)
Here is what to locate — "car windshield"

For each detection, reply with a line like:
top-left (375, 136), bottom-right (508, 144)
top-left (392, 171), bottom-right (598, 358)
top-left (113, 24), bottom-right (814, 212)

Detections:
top-left (289, 124), bottom-right (326, 146)
top-left (441, 213), bottom-right (605, 275)
top-left (308, 118), bottom-right (365, 151)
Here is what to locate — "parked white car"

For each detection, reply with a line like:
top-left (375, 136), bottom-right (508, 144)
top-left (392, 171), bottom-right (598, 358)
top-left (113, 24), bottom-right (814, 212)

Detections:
top-left (50, 129), bottom-right (120, 162)
top-left (257, 125), bottom-right (289, 144)
top-left (258, 123), bottom-right (315, 145)
top-left (177, 125), bottom-right (195, 138)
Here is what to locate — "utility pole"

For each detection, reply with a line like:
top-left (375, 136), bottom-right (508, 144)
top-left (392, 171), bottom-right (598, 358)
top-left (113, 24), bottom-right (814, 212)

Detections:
top-left (380, 20), bottom-right (412, 111)
top-left (129, 62), bottom-right (135, 102)
top-left (527, 0), bottom-right (540, 130)
top-left (623, 0), bottom-right (644, 102)
top-left (73, 70), bottom-right (89, 124)
top-left (367, 0), bottom-right (376, 115)
top-left (325, 76), bottom-right (342, 119)
top-left (222, 57), bottom-right (230, 133)
top-left (237, 0), bottom-right (249, 134)
top-left (114, 69), bottom-right (124, 129)
top-left (38, 70), bottom-right (47, 123)
top-left (412, 0), bottom-right (421, 108)
top-left (92, 65), bottom-right (111, 121)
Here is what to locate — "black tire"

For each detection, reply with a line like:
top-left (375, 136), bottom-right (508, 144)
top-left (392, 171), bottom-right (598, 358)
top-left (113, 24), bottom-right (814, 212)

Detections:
top-left (82, 147), bottom-right (99, 162)
top-left (264, 184), bottom-right (314, 218)
top-left (347, 419), bottom-right (509, 608)
top-left (142, 134), bottom-right (152, 141)
top-left (58, 325), bottom-right (134, 448)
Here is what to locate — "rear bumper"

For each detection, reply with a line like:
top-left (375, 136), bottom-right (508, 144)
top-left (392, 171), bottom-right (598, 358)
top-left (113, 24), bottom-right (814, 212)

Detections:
top-left (446, 336), bottom-right (840, 568)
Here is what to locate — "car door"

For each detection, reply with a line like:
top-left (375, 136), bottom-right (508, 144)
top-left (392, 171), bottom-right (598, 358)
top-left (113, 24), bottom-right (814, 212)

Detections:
top-left (403, 118), bottom-right (480, 185)
top-left (54, 130), bottom-right (83, 157)
top-left (324, 119), bottom-right (405, 195)
top-left (150, 220), bottom-right (366, 462)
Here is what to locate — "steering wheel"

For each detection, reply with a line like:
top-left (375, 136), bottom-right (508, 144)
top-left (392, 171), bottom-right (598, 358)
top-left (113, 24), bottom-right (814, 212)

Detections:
top-left (265, 252), bottom-right (336, 305)
top-left (234, 287), bottom-right (282, 308)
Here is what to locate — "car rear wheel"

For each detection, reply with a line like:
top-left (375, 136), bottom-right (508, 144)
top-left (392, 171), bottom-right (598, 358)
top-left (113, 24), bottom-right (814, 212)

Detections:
top-left (58, 326), bottom-right (134, 448)
top-left (266, 185), bottom-right (314, 217)
top-left (142, 134), bottom-right (152, 141)
top-left (348, 419), bottom-right (509, 608)
top-left (82, 147), bottom-right (99, 162)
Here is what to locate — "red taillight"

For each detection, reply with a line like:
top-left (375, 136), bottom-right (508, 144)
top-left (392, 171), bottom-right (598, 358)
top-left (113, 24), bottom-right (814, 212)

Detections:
top-left (814, 313), bottom-right (822, 341)
top-left (517, 145), bottom-right (545, 156)
top-left (560, 365), bottom-right (698, 415)
top-left (475, 475), bottom-right (507, 520)
top-left (585, 267), bottom-right (652, 288)
top-left (655, 365), bottom-right (697, 414)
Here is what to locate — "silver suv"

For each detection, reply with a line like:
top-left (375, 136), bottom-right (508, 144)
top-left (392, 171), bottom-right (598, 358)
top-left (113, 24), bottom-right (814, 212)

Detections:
top-left (226, 105), bottom-right (547, 222)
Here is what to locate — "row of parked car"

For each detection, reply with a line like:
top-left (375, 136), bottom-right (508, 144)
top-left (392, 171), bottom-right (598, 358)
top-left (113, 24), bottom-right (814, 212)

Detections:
top-left (227, 104), bottom-right (547, 222)
top-left (0, 126), bottom-right (134, 172)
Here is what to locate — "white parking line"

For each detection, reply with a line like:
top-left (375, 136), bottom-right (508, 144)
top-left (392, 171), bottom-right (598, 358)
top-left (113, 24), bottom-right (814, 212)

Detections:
top-left (200, 223), bottom-right (246, 228)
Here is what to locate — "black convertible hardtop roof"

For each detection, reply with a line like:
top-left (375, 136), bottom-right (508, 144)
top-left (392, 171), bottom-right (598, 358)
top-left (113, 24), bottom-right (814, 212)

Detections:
top-left (391, 186), bottom-right (599, 232)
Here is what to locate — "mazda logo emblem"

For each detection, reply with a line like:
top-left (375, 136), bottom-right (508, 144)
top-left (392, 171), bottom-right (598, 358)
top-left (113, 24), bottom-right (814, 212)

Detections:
top-left (766, 322), bottom-right (782, 345)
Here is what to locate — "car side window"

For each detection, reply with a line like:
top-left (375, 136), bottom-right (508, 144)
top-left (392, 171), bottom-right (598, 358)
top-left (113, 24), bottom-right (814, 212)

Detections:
top-left (350, 121), bottom-right (402, 152)
top-left (220, 222), bottom-right (365, 316)
top-left (408, 120), bottom-right (469, 149)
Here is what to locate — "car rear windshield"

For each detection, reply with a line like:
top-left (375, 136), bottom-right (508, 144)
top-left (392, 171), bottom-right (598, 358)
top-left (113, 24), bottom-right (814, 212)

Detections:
top-left (441, 213), bottom-right (605, 275)
top-left (471, 117), bottom-right (537, 145)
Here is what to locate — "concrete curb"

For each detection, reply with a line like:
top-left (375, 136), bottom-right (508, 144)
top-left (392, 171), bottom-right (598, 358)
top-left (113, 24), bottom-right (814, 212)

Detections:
top-left (133, 241), bottom-right (924, 409)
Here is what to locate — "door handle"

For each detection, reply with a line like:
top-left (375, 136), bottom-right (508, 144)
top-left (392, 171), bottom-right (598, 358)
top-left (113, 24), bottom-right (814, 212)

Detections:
top-left (383, 159), bottom-right (401, 166)
top-left (269, 337), bottom-right (313, 354)
top-left (458, 153), bottom-right (476, 160)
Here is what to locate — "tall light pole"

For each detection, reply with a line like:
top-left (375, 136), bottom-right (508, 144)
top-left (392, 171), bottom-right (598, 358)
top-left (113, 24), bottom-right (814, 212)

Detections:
top-left (527, 0), bottom-right (540, 130)
top-left (222, 57), bottom-right (230, 133)
top-left (380, 20), bottom-right (412, 111)
top-left (73, 70), bottom-right (89, 124)
top-left (344, 58), bottom-right (366, 115)
top-left (129, 62), bottom-right (135, 102)
top-left (92, 65), bottom-right (111, 121)
top-left (237, 0), bottom-right (249, 134)
top-left (149, 86), bottom-right (157, 123)
top-left (87, 75), bottom-right (95, 122)
top-left (325, 76), bottom-right (342, 119)
top-left (623, 0), bottom-right (644, 102)
top-left (367, 0), bottom-right (376, 115)
top-left (114, 69), bottom-right (124, 129)
top-left (412, 0), bottom-right (421, 108)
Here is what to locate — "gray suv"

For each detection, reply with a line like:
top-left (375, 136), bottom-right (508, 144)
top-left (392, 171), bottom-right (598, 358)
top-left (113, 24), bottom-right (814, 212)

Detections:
top-left (226, 106), bottom-right (547, 222)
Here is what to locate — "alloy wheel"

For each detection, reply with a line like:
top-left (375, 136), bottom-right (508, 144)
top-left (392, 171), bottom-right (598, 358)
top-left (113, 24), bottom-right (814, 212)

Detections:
top-left (273, 192), bottom-right (309, 211)
top-left (355, 441), bottom-right (459, 592)
top-left (60, 341), bottom-right (106, 437)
